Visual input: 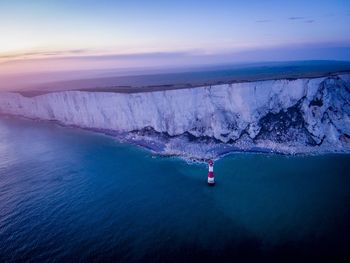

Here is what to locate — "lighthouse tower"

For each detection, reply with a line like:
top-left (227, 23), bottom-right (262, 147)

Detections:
top-left (208, 159), bottom-right (215, 186)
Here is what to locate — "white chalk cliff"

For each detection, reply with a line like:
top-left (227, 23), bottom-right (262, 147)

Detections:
top-left (1, 74), bottom-right (350, 159)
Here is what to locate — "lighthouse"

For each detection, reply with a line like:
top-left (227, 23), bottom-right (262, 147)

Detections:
top-left (207, 159), bottom-right (215, 186)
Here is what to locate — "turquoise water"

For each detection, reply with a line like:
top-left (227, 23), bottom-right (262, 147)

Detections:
top-left (0, 117), bottom-right (350, 262)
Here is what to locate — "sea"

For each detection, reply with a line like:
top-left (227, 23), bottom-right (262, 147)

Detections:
top-left (0, 116), bottom-right (350, 263)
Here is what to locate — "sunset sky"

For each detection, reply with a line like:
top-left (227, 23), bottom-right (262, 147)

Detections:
top-left (1, 0), bottom-right (350, 74)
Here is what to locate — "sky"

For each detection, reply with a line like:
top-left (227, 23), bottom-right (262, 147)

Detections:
top-left (1, 0), bottom-right (350, 75)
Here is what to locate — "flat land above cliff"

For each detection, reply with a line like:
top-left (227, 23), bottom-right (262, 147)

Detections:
top-left (6, 60), bottom-right (350, 97)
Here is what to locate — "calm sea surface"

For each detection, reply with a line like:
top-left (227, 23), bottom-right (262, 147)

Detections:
top-left (0, 117), bottom-right (350, 263)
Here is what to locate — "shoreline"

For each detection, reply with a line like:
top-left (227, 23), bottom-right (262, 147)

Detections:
top-left (1, 114), bottom-right (349, 163)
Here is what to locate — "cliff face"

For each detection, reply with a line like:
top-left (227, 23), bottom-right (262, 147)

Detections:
top-left (1, 74), bottom-right (350, 159)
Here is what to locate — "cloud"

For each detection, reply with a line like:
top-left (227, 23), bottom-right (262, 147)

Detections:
top-left (288, 16), bottom-right (306, 20)
top-left (0, 50), bottom-right (195, 67)
top-left (41, 49), bottom-right (86, 56)
top-left (288, 16), bottom-right (316, 23)
top-left (0, 49), bottom-right (88, 62)
top-left (255, 19), bottom-right (271, 23)
top-left (0, 49), bottom-right (196, 65)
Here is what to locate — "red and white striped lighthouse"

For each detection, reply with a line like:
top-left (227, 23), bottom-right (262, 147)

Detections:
top-left (208, 159), bottom-right (215, 186)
